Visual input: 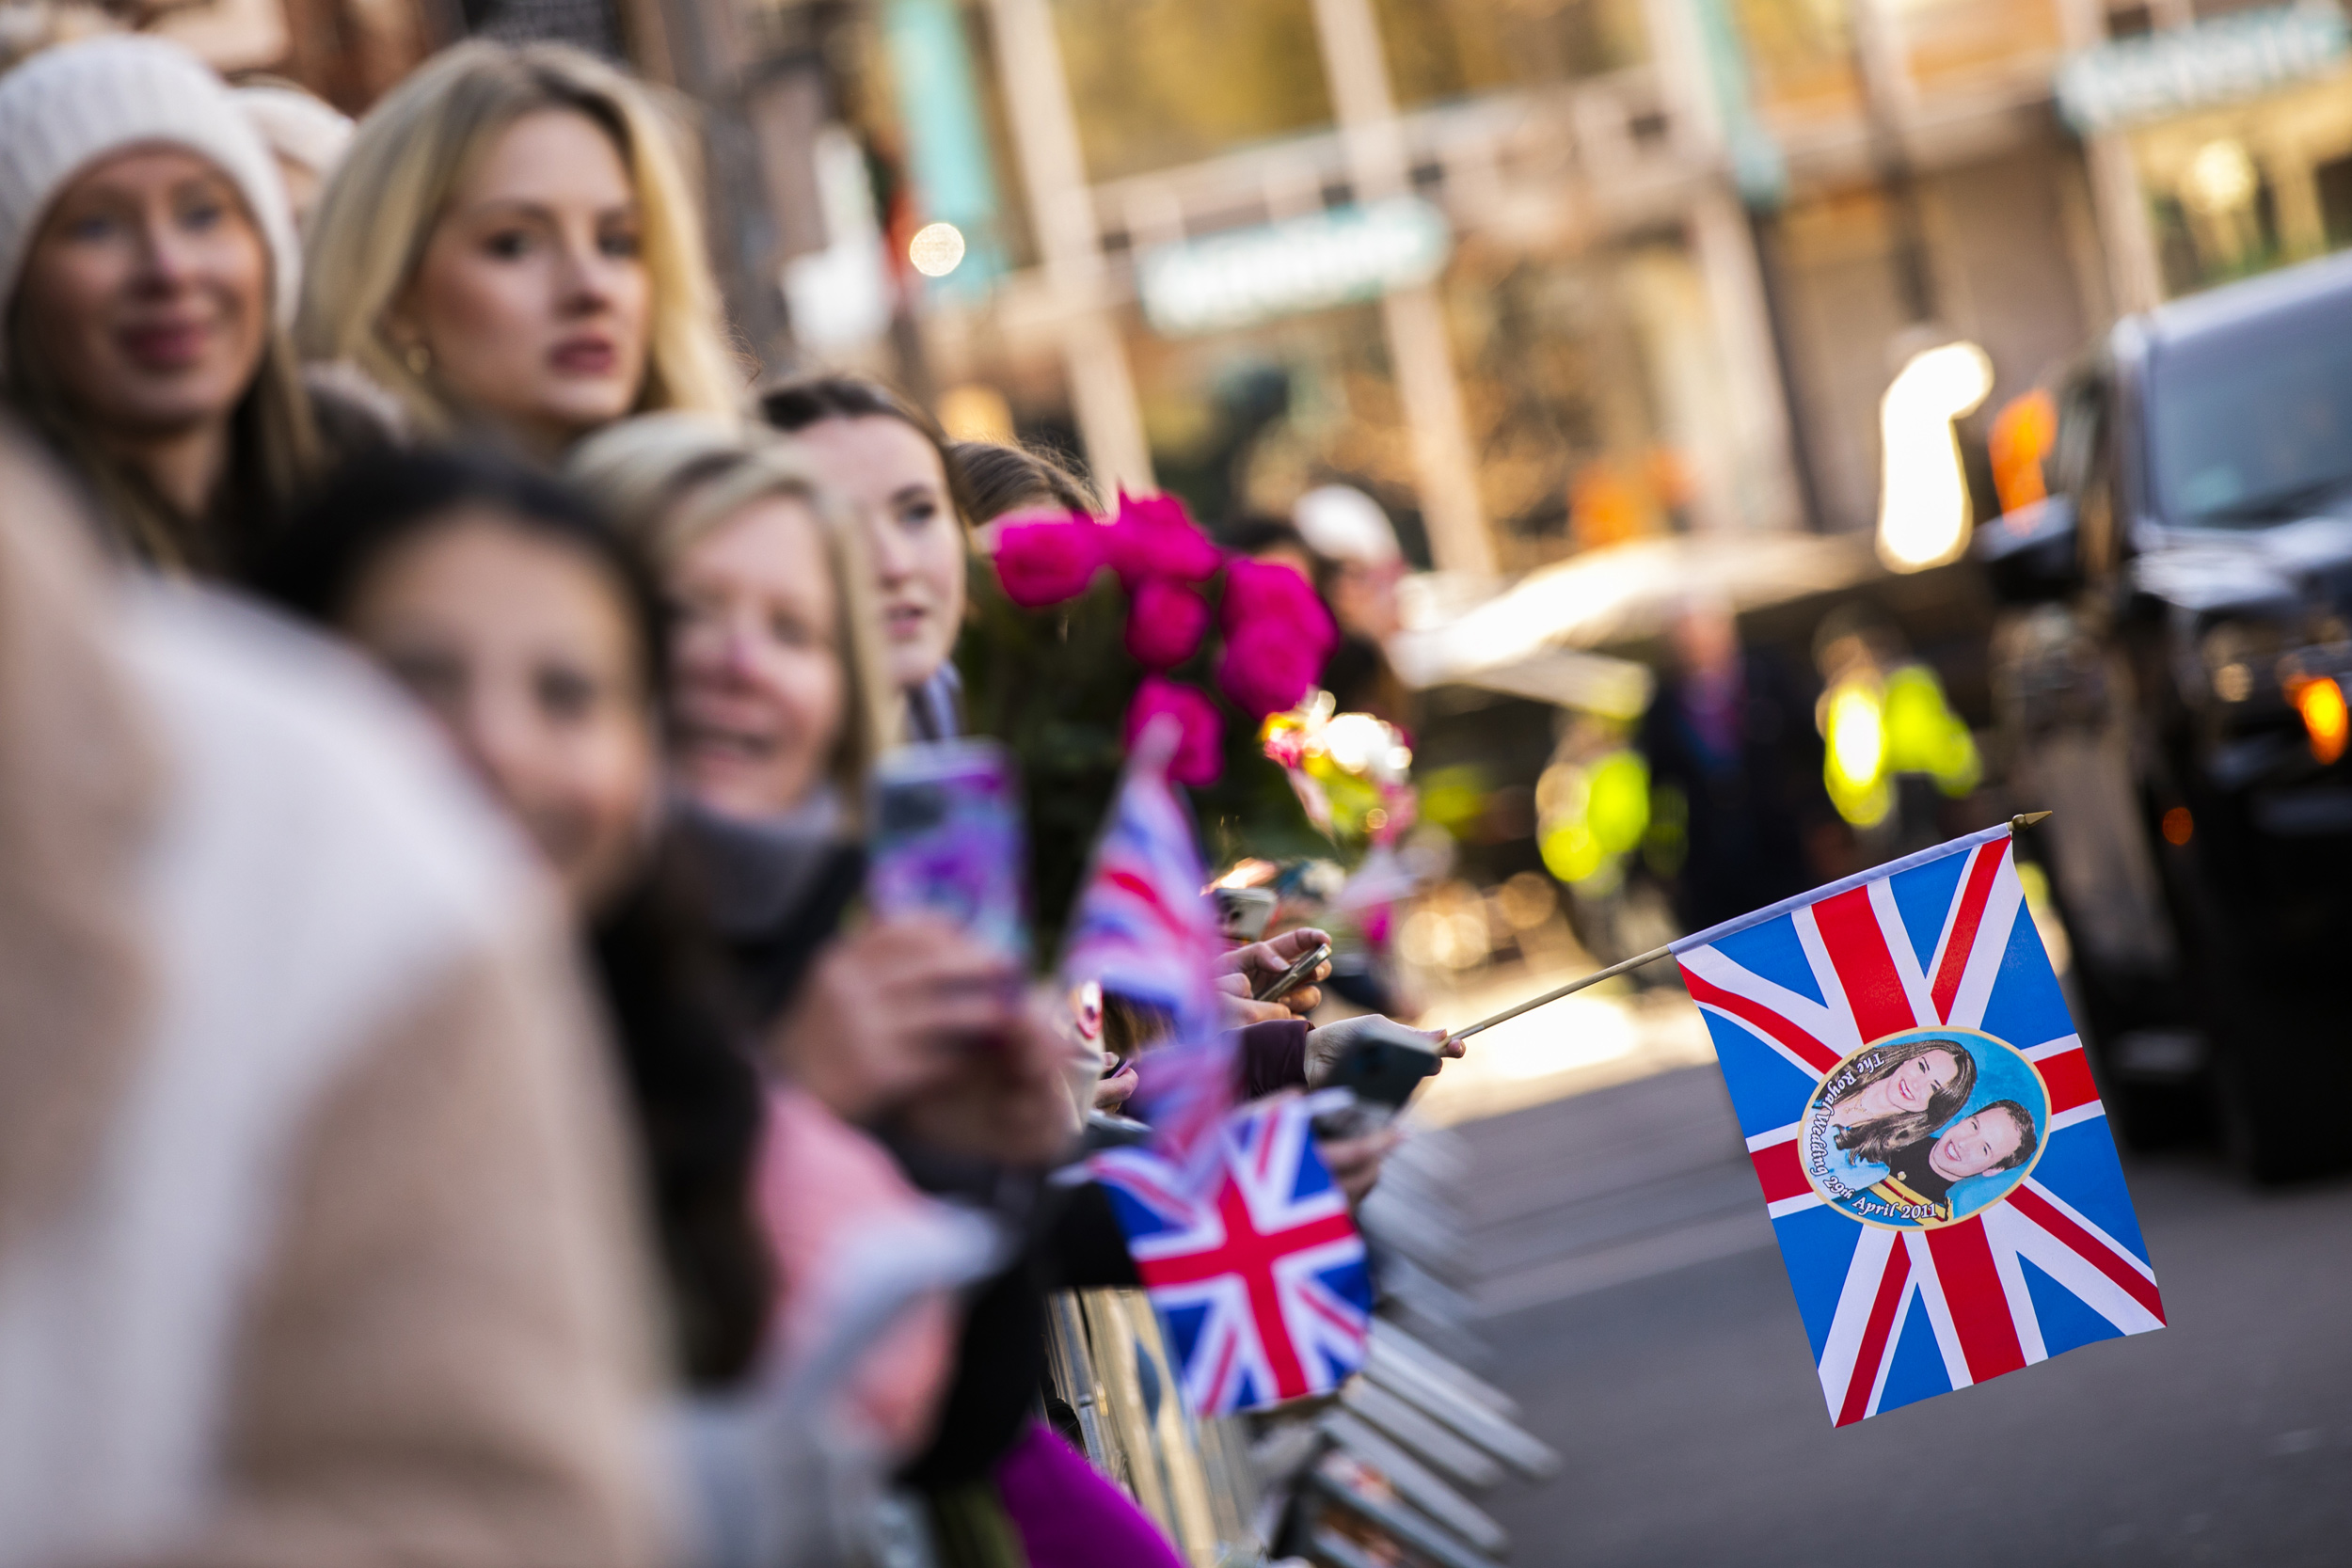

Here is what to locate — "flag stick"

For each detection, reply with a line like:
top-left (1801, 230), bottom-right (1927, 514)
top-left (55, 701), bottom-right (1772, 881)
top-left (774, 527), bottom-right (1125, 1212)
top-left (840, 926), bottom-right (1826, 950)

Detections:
top-left (1443, 812), bottom-right (2051, 1045)
top-left (1444, 942), bottom-right (1675, 1044)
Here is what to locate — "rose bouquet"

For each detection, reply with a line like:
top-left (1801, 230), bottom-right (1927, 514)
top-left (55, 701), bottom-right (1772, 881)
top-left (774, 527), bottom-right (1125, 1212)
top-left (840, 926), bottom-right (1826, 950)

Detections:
top-left (956, 492), bottom-right (1340, 954)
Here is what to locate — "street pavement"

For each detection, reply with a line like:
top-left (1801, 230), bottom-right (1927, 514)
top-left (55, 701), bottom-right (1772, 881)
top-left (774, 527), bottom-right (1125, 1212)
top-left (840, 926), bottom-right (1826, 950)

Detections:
top-left (1450, 1066), bottom-right (2352, 1566)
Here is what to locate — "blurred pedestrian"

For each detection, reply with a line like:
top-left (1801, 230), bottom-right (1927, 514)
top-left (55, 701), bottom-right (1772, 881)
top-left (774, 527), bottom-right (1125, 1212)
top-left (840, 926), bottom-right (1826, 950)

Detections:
top-left (1295, 483), bottom-right (1414, 728)
top-left (761, 376), bottom-right (977, 739)
top-left (1637, 593), bottom-right (1833, 934)
top-left (0, 426), bottom-right (667, 1565)
top-left (0, 37), bottom-right (368, 574)
top-left (300, 40), bottom-right (739, 460)
top-left (235, 79), bottom-right (354, 236)
top-left (257, 443), bottom-right (772, 1392)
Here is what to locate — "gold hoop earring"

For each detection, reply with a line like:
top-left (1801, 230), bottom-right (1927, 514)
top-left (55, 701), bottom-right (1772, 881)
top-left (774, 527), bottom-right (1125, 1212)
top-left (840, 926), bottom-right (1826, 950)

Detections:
top-left (404, 341), bottom-right (432, 376)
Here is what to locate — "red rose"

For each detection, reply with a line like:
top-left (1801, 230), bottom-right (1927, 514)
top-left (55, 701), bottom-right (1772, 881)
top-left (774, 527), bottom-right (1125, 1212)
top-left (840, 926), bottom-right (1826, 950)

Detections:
top-left (1124, 676), bottom-right (1224, 786)
top-left (1125, 577), bottom-right (1210, 670)
top-left (993, 516), bottom-right (1106, 608)
top-left (1107, 491), bottom-right (1222, 589)
top-left (1216, 626), bottom-right (1324, 720)
top-left (1220, 557), bottom-right (1337, 657)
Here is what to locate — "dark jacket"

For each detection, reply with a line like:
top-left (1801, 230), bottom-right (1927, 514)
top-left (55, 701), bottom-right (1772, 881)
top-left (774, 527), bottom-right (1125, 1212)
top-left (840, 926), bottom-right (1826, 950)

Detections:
top-left (1639, 649), bottom-right (1830, 934)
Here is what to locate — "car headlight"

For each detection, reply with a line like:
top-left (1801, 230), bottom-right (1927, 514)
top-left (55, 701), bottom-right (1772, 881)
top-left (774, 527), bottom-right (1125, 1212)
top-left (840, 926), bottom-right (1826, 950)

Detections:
top-left (2199, 618), bottom-right (2286, 704)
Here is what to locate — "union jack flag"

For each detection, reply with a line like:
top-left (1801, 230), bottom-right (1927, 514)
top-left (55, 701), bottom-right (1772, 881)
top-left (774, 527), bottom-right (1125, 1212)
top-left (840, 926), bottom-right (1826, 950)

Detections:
top-left (1091, 1096), bottom-right (1374, 1415)
top-left (1060, 719), bottom-right (1232, 1180)
top-left (1674, 823), bottom-right (2164, 1426)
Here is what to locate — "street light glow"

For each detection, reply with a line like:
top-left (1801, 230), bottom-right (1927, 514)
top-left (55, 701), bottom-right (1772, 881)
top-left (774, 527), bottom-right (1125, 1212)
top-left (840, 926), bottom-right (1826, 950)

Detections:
top-left (1877, 340), bottom-right (1995, 572)
top-left (909, 221), bottom-right (966, 277)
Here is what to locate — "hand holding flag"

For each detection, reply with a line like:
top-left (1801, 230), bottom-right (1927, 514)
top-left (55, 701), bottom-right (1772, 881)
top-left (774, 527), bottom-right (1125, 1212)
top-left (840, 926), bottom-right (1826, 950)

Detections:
top-left (1058, 714), bottom-right (1234, 1183)
top-left (1062, 718), bottom-right (1375, 1416)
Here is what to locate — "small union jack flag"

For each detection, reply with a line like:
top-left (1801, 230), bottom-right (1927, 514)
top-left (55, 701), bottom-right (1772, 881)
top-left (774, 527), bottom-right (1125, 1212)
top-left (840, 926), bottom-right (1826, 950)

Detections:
top-left (1060, 719), bottom-right (1232, 1181)
top-left (1674, 823), bottom-right (2163, 1426)
top-left (1091, 1096), bottom-right (1374, 1415)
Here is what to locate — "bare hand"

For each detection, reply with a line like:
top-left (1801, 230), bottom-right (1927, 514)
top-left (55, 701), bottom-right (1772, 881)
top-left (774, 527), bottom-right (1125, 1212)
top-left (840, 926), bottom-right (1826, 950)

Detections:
top-left (1215, 927), bottom-right (1333, 1027)
top-left (898, 990), bottom-right (1081, 1167)
top-left (770, 916), bottom-right (1020, 1122)
top-left (1092, 1054), bottom-right (1139, 1112)
top-left (1317, 1126), bottom-right (1401, 1210)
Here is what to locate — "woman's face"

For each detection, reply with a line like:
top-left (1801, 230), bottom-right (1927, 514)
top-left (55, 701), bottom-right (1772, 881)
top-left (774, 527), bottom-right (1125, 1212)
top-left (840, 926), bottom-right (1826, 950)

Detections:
top-left (667, 494), bottom-right (846, 819)
top-left (397, 109), bottom-right (649, 456)
top-left (16, 147), bottom-right (269, 442)
top-left (1844, 1048), bottom-right (1960, 1123)
top-left (343, 510), bottom-right (658, 914)
top-left (791, 415), bottom-right (964, 692)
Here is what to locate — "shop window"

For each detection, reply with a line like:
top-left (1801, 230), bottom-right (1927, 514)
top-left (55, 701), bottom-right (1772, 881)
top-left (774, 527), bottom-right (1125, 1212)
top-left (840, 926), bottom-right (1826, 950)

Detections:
top-left (1373, 0), bottom-right (1647, 110)
top-left (1899, 0), bottom-right (2065, 93)
top-left (2151, 163), bottom-right (2282, 297)
top-left (2317, 153), bottom-right (2352, 248)
top-left (1440, 241), bottom-right (1719, 570)
top-left (1734, 0), bottom-right (1864, 126)
top-left (1051, 0), bottom-right (1333, 182)
top-left (1128, 304), bottom-right (1427, 558)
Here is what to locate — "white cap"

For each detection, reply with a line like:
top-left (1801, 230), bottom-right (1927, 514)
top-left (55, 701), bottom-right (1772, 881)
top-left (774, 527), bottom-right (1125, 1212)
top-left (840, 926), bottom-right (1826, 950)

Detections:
top-left (0, 38), bottom-right (299, 372)
top-left (1295, 483), bottom-right (1401, 567)
top-left (237, 83), bottom-right (356, 182)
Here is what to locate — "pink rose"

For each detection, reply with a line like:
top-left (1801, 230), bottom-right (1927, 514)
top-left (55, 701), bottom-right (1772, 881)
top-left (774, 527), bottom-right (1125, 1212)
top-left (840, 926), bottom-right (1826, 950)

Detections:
top-left (993, 516), bottom-right (1105, 608)
top-left (1107, 491), bottom-right (1222, 589)
top-left (1124, 578), bottom-right (1210, 670)
top-left (1124, 676), bottom-right (1224, 786)
top-left (1217, 626), bottom-right (1324, 720)
top-left (1221, 557), bottom-right (1337, 661)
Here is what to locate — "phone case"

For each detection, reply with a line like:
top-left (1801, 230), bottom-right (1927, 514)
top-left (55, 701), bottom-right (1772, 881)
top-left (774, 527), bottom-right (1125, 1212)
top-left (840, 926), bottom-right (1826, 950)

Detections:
top-left (866, 739), bottom-right (1030, 963)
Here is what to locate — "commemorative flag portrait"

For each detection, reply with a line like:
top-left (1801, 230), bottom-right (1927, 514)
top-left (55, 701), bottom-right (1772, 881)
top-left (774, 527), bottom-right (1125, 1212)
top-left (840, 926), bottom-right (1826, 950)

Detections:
top-left (1089, 1094), bottom-right (1375, 1416)
top-left (1673, 822), bottom-right (2164, 1426)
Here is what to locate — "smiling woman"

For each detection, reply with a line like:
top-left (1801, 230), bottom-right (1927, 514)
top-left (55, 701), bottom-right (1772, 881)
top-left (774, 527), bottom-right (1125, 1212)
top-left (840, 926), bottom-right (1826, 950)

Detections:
top-left (568, 412), bottom-right (897, 826)
top-left (0, 37), bottom-right (332, 572)
top-left (298, 41), bottom-right (739, 457)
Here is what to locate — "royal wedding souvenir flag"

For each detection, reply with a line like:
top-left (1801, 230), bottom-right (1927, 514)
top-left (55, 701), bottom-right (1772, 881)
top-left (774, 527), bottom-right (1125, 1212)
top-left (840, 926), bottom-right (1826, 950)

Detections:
top-left (1090, 1095), bottom-right (1374, 1415)
top-left (1673, 824), bottom-right (2164, 1425)
top-left (1059, 718), bottom-right (1233, 1182)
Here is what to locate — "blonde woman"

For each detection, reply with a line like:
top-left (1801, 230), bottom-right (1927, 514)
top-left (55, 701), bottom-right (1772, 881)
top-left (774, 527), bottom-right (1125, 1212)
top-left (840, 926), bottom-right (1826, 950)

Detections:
top-left (573, 414), bottom-right (1079, 1472)
top-left (570, 412), bottom-right (895, 828)
top-left (302, 42), bottom-right (739, 458)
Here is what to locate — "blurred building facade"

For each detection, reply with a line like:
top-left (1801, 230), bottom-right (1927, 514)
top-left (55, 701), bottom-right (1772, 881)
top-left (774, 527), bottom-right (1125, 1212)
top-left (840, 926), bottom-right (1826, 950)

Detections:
top-left (818, 0), bottom-right (2352, 565)
top-left (28, 0), bottom-right (2352, 571)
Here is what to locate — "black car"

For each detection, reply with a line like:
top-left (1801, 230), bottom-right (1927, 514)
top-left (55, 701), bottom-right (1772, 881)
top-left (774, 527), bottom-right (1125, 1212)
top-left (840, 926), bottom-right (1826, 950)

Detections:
top-left (1980, 249), bottom-right (2352, 1180)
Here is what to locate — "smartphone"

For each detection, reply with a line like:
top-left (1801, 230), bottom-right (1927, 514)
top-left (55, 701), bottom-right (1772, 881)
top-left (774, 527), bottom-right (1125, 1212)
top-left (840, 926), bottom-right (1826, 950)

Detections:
top-left (1313, 1019), bottom-right (1441, 1139)
top-left (1215, 885), bottom-right (1278, 942)
top-left (1254, 941), bottom-right (1334, 1004)
top-left (866, 739), bottom-right (1030, 964)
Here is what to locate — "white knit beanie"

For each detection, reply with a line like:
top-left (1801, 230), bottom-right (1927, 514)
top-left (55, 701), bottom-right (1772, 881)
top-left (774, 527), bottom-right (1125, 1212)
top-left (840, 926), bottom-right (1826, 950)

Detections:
top-left (0, 37), bottom-right (299, 370)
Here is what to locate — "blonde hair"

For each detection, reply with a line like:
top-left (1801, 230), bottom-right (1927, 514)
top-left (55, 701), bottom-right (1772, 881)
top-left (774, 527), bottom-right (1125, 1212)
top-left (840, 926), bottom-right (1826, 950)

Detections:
top-left (298, 40), bottom-right (739, 441)
top-left (568, 413), bottom-right (898, 816)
